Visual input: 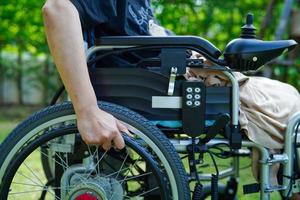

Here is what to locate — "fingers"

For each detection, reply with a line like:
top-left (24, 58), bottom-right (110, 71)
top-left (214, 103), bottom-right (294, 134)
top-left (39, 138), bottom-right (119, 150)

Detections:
top-left (102, 140), bottom-right (112, 151)
top-left (102, 121), bottom-right (126, 150)
top-left (112, 120), bottom-right (126, 150)
top-left (116, 120), bottom-right (129, 134)
top-left (77, 110), bottom-right (127, 151)
top-left (100, 131), bottom-right (112, 150)
top-left (113, 132), bottom-right (125, 150)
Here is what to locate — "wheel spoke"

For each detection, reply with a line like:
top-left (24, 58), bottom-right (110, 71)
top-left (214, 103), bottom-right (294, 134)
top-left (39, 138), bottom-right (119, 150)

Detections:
top-left (114, 151), bottom-right (130, 179)
top-left (12, 182), bottom-right (44, 187)
top-left (78, 149), bottom-right (108, 185)
top-left (137, 187), bottom-right (159, 197)
top-left (109, 158), bottom-right (147, 200)
top-left (104, 159), bottom-right (141, 178)
top-left (37, 148), bottom-right (68, 169)
top-left (16, 171), bottom-right (44, 188)
top-left (54, 151), bottom-right (68, 172)
top-left (23, 161), bottom-right (45, 186)
top-left (120, 171), bottom-right (153, 182)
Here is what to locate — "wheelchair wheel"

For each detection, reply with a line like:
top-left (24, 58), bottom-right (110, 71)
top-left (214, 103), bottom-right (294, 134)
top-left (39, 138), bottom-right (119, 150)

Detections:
top-left (0, 102), bottom-right (190, 200)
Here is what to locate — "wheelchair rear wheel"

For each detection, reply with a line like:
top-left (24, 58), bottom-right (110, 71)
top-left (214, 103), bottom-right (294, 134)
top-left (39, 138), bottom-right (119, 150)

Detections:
top-left (0, 102), bottom-right (190, 200)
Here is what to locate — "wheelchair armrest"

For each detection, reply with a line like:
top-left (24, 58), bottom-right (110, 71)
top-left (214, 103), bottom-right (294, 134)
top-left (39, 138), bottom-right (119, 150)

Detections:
top-left (95, 36), bottom-right (222, 59)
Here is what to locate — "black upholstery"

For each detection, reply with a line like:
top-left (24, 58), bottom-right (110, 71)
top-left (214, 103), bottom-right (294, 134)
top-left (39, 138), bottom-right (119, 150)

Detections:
top-left (89, 68), bottom-right (230, 121)
top-left (96, 36), bottom-right (222, 59)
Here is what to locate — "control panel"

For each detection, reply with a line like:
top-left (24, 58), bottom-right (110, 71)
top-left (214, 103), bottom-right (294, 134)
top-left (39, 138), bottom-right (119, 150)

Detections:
top-left (182, 81), bottom-right (206, 137)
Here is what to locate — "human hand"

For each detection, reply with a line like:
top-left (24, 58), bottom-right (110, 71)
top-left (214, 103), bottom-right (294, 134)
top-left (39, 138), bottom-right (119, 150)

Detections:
top-left (76, 106), bottom-right (128, 150)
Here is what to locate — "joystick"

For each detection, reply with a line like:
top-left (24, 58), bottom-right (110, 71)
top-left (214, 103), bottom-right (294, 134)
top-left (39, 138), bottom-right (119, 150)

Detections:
top-left (224, 13), bottom-right (296, 72)
top-left (240, 13), bottom-right (256, 39)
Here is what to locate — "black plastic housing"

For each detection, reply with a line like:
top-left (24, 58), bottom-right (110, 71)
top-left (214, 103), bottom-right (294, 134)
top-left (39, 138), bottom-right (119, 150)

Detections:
top-left (224, 38), bottom-right (297, 71)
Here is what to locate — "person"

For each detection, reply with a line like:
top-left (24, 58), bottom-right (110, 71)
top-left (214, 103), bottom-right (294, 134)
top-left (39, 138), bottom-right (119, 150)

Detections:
top-left (42, 0), bottom-right (166, 150)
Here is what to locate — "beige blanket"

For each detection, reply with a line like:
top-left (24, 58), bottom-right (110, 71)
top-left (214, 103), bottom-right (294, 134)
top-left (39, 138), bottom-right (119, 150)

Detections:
top-left (186, 68), bottom-right (300, 149)
top-left (186, 67), bottom-right (300, 184)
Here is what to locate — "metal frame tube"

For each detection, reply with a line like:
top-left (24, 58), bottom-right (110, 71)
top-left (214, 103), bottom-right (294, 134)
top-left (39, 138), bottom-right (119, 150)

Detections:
top-left (283, 111), bottom-right (300, 197)
top-left (86, 45), bottom-right (134, 61)
top-left (223, 71), bottom-right (239, 126)
top-left (170, 138), bottom-right (270, 200)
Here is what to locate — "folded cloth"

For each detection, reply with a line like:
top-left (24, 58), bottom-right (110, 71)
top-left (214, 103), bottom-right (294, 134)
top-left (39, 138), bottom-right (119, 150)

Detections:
top-left (235, 72), bottom-right (300, 149)
top-left (186, 68), bottom-right (300, 149)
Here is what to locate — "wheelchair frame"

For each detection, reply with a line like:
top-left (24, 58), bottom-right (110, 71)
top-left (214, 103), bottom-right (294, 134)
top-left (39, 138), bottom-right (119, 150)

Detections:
top-left (85, 37), bottom-right (300, 200)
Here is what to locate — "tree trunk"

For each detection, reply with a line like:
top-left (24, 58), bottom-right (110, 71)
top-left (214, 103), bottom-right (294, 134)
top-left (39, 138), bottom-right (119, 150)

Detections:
top-left (16, 47), bottom-right (23, 105)
top-left (258, 0), bottom-right (277, 39)
top-left (275, 0), bottom-right (294, 40)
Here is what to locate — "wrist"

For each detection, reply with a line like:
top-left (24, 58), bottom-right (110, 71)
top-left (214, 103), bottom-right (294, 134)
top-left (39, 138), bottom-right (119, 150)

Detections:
top-left (75, 103), bottom-right (99, 118)
top-left (73, 98), bottom-right (99, 117)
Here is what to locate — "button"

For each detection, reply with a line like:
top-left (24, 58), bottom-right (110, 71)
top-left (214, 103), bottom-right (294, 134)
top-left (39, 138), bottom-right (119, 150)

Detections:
top-left (195, 87), bottom-right (201, 93)
top-left (186, 87), bottom-right (193, 93)
top-left (186, 101), bottom-right (193, 106)
top-left (194, 94), bottom-right (201, 100)
top-left (194, 101), bottom-right (201, 106)
top-left (186, 94), bottom-right (193, 99)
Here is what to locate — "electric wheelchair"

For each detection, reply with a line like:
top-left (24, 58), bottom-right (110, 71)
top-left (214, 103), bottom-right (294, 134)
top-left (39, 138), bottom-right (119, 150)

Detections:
top-left (0, 14), bottom-right (299, 200)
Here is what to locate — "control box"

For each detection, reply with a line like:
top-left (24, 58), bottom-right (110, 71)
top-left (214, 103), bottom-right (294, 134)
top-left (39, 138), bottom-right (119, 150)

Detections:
top-left (182, 81), bottom-right (206, 137)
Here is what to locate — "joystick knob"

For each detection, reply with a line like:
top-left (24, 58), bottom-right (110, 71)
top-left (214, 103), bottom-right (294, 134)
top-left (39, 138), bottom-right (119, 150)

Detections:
top-left (241, 13), bottom-right (256, 38)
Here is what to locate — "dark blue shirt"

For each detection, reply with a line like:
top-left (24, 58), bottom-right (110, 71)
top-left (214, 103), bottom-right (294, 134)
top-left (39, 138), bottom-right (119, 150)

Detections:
top-left (71, 0), bottom-right (154, 45)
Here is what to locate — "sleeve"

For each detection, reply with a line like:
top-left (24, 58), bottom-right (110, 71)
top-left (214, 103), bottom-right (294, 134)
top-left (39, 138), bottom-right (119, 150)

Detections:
top-left (70, 0), bottom-right (117, 30)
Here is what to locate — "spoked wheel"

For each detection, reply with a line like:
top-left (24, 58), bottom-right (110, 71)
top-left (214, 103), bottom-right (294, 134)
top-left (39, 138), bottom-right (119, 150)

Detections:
top-left (0, 102), bottom-right (190, 200)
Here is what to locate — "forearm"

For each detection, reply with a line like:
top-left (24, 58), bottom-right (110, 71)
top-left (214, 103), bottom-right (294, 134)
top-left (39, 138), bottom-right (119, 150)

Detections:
top-left (42, 0), bottom-right (97, 114)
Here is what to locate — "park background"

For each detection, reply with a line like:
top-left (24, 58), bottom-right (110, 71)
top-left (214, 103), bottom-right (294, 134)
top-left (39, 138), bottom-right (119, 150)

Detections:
top-left (0, 0), bottom-right (300, 199)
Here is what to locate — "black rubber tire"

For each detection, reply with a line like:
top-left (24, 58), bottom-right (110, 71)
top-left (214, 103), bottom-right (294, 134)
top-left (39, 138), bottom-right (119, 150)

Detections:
top-left (198, 184), bottom-right (238, 200)
top-left (0, 101), bottom-right (190, 200)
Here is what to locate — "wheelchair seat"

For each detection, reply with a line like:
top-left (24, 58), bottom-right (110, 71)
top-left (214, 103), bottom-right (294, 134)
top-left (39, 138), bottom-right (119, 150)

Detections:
top-left (96, 36), bottom-right (222, 59)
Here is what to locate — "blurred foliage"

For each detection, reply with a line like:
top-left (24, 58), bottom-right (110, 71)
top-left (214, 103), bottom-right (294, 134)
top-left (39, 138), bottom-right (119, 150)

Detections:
top-left (0, 0), bottom-right (47, 54)
top-left (152, 0), bottom-right (280, 49)
top-left (152, 0), bottom-right (300, 89)
top-left (0, 0), bottom-right (60, 104)
top-left (0, 0), bottom-right (299, 105)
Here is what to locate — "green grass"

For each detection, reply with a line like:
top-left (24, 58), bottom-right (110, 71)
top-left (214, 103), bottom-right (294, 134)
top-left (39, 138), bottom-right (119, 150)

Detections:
top-left (0, 120), bottom-right (17, 141)
top-left (0, 105), bottom-right (282, 199)
top-left (0, 105), bottom-right (42, 142)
